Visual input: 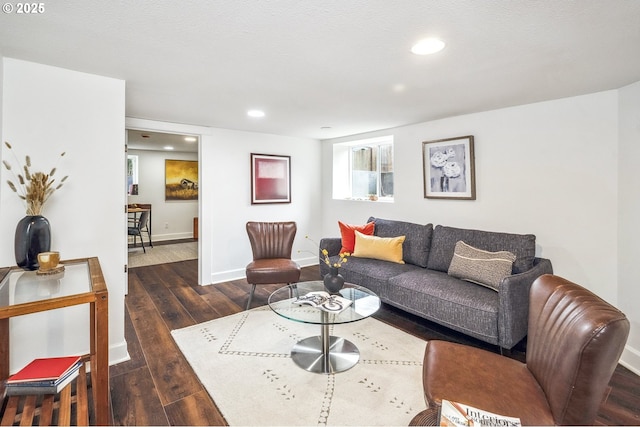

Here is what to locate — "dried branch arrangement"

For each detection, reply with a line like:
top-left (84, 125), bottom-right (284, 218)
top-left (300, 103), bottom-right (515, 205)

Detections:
top-left (2, 141), bottom-right (69, 215)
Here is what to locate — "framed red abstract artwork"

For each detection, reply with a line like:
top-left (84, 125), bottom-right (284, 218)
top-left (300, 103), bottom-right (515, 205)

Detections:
top-left (251, 153), bottom-right (291, 204)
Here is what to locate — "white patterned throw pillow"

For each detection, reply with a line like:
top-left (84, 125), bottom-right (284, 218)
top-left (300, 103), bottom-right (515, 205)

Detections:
top-left (447, 241), bottom-right (516, 291)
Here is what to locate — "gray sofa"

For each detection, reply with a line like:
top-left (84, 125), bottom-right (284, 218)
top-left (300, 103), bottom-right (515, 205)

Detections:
top-left (319, 217), bottom-right (553, 350)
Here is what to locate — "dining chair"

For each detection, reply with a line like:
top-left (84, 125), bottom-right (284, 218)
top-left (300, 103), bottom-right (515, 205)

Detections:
top-left (128, 210), bottom-right (151, 253)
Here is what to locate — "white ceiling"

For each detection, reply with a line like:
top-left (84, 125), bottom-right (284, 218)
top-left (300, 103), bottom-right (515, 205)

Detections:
top-left (127, 130), bottom-right (198, 153)
top-left (1, 1), bottom-right (639, 141)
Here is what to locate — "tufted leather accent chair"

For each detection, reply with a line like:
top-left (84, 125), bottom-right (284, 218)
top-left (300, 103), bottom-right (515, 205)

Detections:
top-left (410, 274), bottom-right (630, 426)
top-left (245, 221), bottom-right (301, 310)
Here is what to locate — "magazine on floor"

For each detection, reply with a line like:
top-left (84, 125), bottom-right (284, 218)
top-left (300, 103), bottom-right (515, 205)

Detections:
top-left (294, 291), bottom-right (353, 313)
top-left (440, 399), bottom-right (521, 426)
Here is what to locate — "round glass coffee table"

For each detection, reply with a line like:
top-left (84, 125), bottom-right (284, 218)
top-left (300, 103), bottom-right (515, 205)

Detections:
top-left (268, 281), bottom-right (380, 374)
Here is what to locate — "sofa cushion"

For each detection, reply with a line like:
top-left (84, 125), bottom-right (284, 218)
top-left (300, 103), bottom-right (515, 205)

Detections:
top-left (324, 255), bottom-right (422, 300)
top-left (427, 225), bottom-right (536, 274)
top-left (387, 269), bottom-right (500, 345)
top-left (338, 221), bottom-right (375, 254)
top-left (367, 217), bottom-right (433, 267)
top-left (353, 231), bottom-right (405, 264)
top-left (447, 241), bottom-right (516, 290)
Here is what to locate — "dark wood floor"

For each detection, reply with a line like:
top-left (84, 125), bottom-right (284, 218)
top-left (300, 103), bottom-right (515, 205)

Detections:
top-left (110, 259), bottom-right (640, 426)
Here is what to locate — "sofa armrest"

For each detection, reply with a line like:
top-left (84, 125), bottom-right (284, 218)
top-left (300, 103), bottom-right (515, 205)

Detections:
top-left (319, 237), bottom-right (342, 257)
top-left (318, 238), bottom-right (342, 276)
top-left (498, 257), bottom-right (553, 349)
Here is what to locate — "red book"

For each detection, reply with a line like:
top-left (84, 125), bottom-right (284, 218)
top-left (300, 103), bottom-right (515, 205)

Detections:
top-left (7, 356), bottom-right (82, 384)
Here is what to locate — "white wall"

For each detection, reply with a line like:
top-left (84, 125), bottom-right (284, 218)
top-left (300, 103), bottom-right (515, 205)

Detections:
top-left (618, 80), bottom-right (640, 371)
top-left (125, 118), bottom-right (323, 288)
top-left (202, 127), bottom-right (322, 284)
top-left (322, 89), bottom-right (639, 373)
top-left (127, 148), bottom-right (198, 242)
top-left (0, 58), bottom-right (128, 371)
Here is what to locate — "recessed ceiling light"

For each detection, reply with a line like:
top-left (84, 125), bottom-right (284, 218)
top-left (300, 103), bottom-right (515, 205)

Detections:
top-left (247, 109), bottom-right (265, 118)
top-left (184, 136), bottom-right (197, 142)
top-left (411, 38), bottom-right (445, 55)
top-left (164, 146), bottom-right (174, 150)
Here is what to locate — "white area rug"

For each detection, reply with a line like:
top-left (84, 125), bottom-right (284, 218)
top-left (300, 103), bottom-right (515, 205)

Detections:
top-left (171, 306), bottom-right (427, 426)
top-left (128, 242), bottom-right (197, 267)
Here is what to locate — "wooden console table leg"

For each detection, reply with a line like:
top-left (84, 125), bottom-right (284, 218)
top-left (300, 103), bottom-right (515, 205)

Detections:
top-left (0, 318), bottom-right (8, 385)
top-left (92, 292), bottom-right (109, 425)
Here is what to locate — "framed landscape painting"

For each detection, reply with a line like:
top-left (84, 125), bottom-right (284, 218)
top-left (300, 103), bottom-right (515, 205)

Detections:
top-left (165, 159), bottom-right (198, 200)
top-left (423, 135), bottom-right (475, 200)
top-left (251, 153), bottom-right (291, 204)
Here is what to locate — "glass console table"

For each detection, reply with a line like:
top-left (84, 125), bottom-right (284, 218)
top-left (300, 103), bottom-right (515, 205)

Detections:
top-left (0, 257), bottom-right (109, 425)
top-left (268, 281), bottom-right (380, 374)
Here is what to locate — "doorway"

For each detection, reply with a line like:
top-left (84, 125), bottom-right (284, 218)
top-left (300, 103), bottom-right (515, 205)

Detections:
top-left (125, 129), bottom-right (200, 269)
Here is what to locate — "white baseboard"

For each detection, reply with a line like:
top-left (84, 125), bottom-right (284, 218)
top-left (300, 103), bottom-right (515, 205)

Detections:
top-left (109, 340), bottom-right (130, 366)
top-left (620, 344), bottom-right (640, 376)
top-left (127, 232), bottom-right (193, 246)
top-left (209, 268), bottom-right (246, 285)
top-left (151, 232), bottom-right (194, 242)
top-left (296, 256), bottom-right (318, 268)
top-left (207, 258), bottom-right (319, 286)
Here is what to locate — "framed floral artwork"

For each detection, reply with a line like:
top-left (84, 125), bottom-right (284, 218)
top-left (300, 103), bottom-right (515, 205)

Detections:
top-left (251, 153), bottom-right (291, 204)
top-left (422, 135), bottom-right (475, 200)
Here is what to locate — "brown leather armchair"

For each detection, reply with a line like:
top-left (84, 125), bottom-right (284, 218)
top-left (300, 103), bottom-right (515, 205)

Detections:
top-left (245, 221), bottom-right (301, 310)
top-left (410, 274), bottom-right (630, 426)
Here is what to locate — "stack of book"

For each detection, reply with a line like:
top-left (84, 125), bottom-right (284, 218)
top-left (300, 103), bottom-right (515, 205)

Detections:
top-left (5, 356), bottom-right (82, 396)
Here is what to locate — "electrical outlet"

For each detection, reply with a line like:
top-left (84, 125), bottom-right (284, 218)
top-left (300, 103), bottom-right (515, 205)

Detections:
top-left (164, 222), bottom-right (169, 229)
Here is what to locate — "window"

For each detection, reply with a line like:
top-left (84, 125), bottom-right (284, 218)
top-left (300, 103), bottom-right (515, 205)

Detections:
top-left (333, 136), bottom-right (394, 201)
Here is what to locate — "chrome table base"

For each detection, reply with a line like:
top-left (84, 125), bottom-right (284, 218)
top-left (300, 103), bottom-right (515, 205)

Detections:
top-left (291, 321), bottom-right (360, 374)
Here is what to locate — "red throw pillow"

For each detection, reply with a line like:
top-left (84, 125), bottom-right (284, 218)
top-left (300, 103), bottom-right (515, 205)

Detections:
top-left (338, 221), bottom-right (375, 254)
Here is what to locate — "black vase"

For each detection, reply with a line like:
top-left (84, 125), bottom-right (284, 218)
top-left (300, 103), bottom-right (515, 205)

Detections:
top-left (323, 266), bottom-right (345, 294)
top-left (15, 215), bottom-right (51, 271)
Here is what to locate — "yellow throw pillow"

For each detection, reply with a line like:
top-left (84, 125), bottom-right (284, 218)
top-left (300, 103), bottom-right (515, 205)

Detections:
top-left (353, 230), bottom-right (405, 264)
